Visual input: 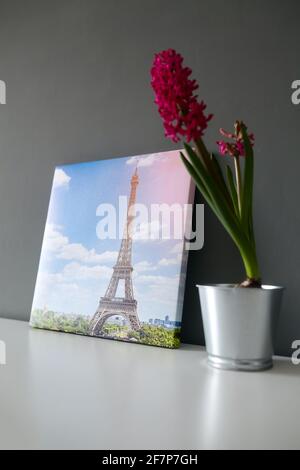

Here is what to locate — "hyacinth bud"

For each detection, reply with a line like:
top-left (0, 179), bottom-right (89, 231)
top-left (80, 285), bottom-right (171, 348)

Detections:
top-left (217, 122), bottom-right (255, 158)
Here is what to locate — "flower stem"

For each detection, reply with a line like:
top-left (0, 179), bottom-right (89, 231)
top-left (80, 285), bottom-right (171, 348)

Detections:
top-left (240, 248), bottom-right (260, 280)
top-left (234, 156), bottom-right (242, 216)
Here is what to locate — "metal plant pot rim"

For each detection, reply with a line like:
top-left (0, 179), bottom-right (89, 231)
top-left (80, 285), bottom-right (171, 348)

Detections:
top-left (197, 283), bottom-right (285, 291)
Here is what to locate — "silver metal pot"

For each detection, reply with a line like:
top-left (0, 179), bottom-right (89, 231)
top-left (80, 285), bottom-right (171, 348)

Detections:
top-left (197, 284), bottom-right (284, 371)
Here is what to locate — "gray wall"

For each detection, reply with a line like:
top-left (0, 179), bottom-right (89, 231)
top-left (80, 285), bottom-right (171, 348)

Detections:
top-left (0, 0), bottom-right (299, 356)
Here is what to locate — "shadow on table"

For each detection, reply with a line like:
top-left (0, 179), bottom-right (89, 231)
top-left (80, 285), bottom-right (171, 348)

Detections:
top-left (181, 344), bottom-right (299, 378)
top-left (267, 357), bottom-right (299, 379)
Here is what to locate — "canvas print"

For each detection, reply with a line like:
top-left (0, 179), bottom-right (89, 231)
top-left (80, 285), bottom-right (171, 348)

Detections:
top-left (30, 150), bottom-right (194, 348)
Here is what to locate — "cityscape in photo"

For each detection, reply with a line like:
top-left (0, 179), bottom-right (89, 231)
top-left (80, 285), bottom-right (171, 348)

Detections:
top-left (30, 151), bottom-right (193, 348)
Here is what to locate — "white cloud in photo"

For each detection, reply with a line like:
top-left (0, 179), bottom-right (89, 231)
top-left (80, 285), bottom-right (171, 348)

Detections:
top-left (134, 260), bottom-right (157, 273)
top-left (136, 274), bottom-right (172, 285)
top-left (135, 274), bottom-right (180, 307)
top-left (34, 224), bottom-right (115, 314)
top-left (32, 270), bottom-right (101, 316)
top-left (58, 244), bottom-right (118, 265)
top-left (43, 224), bottom-right (118, 265)
top-left (44, 224), bottom-right (68, 252)
top-left (62, 262), bottom-right (112, 281)
top-left (126, 153), bottom-right (166, 168)
top-left (158, 255), bottom-right (181, 267)
top-left (53, 168), bottom-right (71, 189)
top-left (36, 262), bottom-right (112, 285)
top-left (32, 260), bottom-right (112, 315)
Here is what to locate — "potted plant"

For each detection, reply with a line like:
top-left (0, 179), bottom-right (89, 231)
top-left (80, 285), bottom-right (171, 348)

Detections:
top-left (151, 49), bottom-right (284, 371)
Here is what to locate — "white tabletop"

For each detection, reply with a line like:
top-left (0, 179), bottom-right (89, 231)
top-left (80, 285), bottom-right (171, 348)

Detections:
top-left (0, 317), bottom-right (299, 450)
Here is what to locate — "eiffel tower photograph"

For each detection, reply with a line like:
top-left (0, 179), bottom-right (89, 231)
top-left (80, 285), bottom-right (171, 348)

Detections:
top-left (89, 167), bottom-right (141, 338)
top-left (30, 150), bottom-right (194, 348)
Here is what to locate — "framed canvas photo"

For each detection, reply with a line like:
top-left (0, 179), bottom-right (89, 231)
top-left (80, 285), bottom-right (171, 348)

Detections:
top-left (30, 150), bottom-right (194, 348)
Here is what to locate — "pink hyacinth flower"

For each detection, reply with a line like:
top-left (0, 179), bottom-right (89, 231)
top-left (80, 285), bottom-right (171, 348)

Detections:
top-left (151, 49), bottom-right (213, 143)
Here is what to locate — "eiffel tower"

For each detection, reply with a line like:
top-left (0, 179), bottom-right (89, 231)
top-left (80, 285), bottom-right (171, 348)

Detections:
top-left (89, 167), bottom-right (141, 336)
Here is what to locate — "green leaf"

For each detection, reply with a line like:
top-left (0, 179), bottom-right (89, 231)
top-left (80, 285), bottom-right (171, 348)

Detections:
top-left (180, 152), bottom-right (230, 229)
top-left (181, 147), bottom-right (260, 280)
top-left (241, 125), bottom-right (254, 239)
top-left (180, 152), bottom-right (212, 205)
top-left (194, 138), bottom-right (211, 171)
top-left (182, 144), bottom-right (246, 249)
top-left (210, 153), bottom-right (234, 209)
top-left (226, 165), bottom-right (239, 217)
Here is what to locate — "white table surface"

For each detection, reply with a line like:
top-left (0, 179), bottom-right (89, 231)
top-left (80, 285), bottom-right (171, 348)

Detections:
top-left (0, 317), bottom-right (299, 450)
